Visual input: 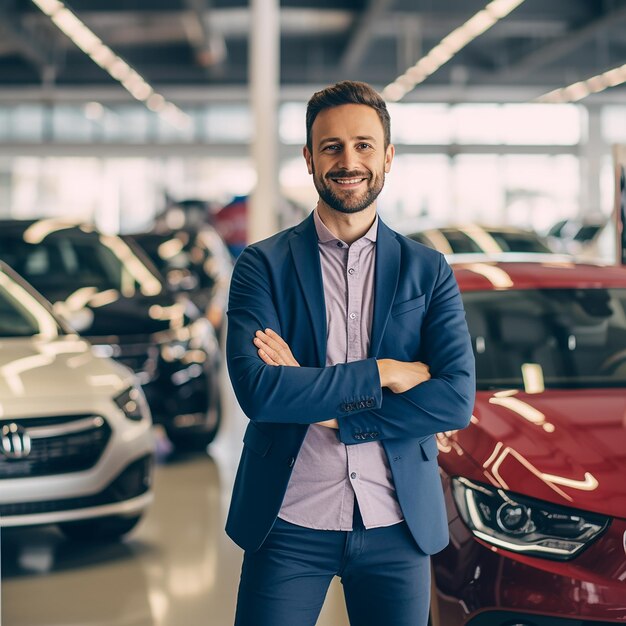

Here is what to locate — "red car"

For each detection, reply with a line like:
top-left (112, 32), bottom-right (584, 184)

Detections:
top-left (431, 259), bottom-right (626, 625)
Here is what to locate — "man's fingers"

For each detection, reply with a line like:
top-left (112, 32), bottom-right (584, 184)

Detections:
top-left (258, 348), bottom-right (279, 366)
top-left (254, 338), bottom-right (282, 363)
top-left (264, 328), bottom-right (289, 348)
top-left (256, 330), bottom-right (286, 355)
top-left (254, 329), bottom-right (301, 366)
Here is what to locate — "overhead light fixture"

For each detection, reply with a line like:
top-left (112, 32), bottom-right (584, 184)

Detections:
top-left (382, 0), bottom-right (526, 102)
top-left (31, 0), bottom-right (191, 129)
top-left (537, 61), bottom-right (626, 103)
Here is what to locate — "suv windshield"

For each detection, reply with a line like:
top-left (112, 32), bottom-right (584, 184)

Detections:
top-left (410, 229), bottom-right (551, 254)
top-left (0, 270), bottom-right (61, 338)
top-left (464, 288), bottom-right (626, 390)
top-left (0, 228), bottom-right (162, 300)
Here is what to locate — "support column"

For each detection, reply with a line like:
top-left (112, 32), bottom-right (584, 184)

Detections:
top-left (579, 105), bottom-right (606, 218)
top-left (248, 0), bottom-right (280, 243)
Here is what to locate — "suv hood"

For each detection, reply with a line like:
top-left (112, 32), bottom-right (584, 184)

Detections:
top-left (0, 336), bottom-right (131, 403)
top-left (56, 291), bottom-right (194, 338)
top-left (449, 388), bottom-right (626, 519)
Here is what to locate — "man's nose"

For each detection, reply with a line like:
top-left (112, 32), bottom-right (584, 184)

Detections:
top-left (336, 147), bottom-right (360, 171)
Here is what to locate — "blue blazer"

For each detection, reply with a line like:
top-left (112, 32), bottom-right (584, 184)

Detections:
top-left (225, 213), bottom-right (475, 553)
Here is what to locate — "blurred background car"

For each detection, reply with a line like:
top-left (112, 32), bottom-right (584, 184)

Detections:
top-left (0, 262), bottom-right (154, 540)
top-left (430, 258), bottom-right (626, 625)
top-left (126, 226), bottom-right (232, 337)
top-left (545, 217), bottom-right (613, 262)
top-left (0, 218), bottom-right (222, 451)
top-left (407, 225), bottom-right (555, 257)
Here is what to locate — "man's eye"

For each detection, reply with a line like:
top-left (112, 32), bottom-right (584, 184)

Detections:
top-left (357, 143), bottom-right (372, 150)
top-left (323, 145), bottom-right (340, 151)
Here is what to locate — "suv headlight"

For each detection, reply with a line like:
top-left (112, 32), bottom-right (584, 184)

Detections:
top-left (114, 386), bottom-right (149, 422)
top-left (451, 477), bottom-right (609, 560)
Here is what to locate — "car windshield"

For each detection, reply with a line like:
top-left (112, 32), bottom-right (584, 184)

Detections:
top-left (463, 288), bottom-right (626, 390)
top-left (0, 269), bottom-right (62, 338)
top-left (410, 229), bottom-right (551, 254)
top-left (0, 226), bottom-right (162, 301)
top-left (132, 233), bottom-right (218, 290)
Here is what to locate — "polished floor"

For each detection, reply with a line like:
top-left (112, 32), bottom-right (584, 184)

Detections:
top-left (1, 373), bottom-right (355, 626)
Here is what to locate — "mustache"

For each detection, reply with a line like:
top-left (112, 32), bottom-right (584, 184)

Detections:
top-left (325, 170), bottom-right (370, 179)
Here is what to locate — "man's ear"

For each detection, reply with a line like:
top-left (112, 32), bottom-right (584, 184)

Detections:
top-left (303, 146), bottom-right (313, 175)
top-left (384, 144), bottom-right (395, 174)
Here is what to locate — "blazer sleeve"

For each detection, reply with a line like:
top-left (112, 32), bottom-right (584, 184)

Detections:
top-left (226, 245), bottom-right (383, 424)
top-left (337, 254), bottom-right (476, 443)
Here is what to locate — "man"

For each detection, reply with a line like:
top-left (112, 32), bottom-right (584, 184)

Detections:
top-left (226, 80), bottom-right (475, 626)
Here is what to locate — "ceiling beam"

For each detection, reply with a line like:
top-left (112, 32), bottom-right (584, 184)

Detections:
top-left (486, 4), bottom-right (626, 82)
top-left (340, 0), bottom-right (395, 74)
top-left (0, 6), bottom-right (56, 77)
top-left (181, 0), bottom-right (226, 71)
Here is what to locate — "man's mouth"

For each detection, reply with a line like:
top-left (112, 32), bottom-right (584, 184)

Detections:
top-left (329, 176), bottom-right (368, 188)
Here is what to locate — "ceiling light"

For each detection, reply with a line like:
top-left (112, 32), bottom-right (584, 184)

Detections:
top-left (462, 10), bottom-right (497, 37)
top-left (89, 45), bottom-right (115, 68)
top-left (84, 101), bottom-right (104, 120)
top-left (31, 0), bottom-right (62, 16)
top-left (382, 0), bottom-right (526, 101)
top-left (31, 0), bottom-right (190, 129)
top-left (147, 94), bottom-right (166, 112)
top-left (537, 61), bottom-right (626, 103)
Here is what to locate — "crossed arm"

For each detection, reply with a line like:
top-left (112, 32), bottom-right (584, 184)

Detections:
top-left (253, 328), bottom-right (432, 429)
top-left (227, 246), bottom-right (475, 441)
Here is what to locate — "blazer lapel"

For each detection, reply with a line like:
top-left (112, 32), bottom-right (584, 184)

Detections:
top-left (370, 220), bottom-right (400, 358)
top-left (289, 214), bottom-right (327, 366)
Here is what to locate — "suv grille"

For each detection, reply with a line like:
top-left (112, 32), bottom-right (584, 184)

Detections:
top-left (0, 415), bottom-right (111, 479)
top-left (0, 455), bottom-right (152, 517)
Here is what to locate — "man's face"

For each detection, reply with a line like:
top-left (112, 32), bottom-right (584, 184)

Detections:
top-left (304, 104), bottom-right (394, 215)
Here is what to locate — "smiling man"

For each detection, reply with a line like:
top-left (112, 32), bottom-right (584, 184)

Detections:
top-left (226, 81), bottom-right (475, 626)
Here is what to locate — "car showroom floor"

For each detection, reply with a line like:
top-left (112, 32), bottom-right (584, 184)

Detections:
top-left (1, 371), bottom-right (353, 626)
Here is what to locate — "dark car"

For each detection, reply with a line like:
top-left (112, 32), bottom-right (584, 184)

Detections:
top-left (0, 219), bottom-right (221, 451)
top-left (430, 259), bottom-right (626, 625)
top-left (408, 225), bottom-right (554, 257)
top-left (125, 226), bottom-right (232, 336)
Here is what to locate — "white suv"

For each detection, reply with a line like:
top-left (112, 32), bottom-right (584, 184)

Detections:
top-left (0, 263), bottom-right (154, 540)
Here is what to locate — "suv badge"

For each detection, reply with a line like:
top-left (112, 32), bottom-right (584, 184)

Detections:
top-left (1, 423), bottom-right (32, 459)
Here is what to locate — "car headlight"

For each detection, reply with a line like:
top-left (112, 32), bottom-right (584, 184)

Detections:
top-left (451, 477), bottom-right (609, 561)
top-left (114, 386), bottom-right (148, 422)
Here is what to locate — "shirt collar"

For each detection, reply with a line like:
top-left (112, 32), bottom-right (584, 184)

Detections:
top-left (313, 208), bottom-right (378, 246)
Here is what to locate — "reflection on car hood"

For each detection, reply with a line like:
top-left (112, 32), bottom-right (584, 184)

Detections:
top-left (444, 389), bottom-right (626, 519)
top-left (69, 293), bottom-right (190, 337)
top-left (0, 336), bottom-right (131, 404)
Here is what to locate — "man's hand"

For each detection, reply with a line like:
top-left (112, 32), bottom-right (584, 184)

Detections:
top-left (377, 359), bottom-right (431, 394)
top-left (253, 328), bottom-right (300, 366)
top-left (254, 328), bottom-right (338, 429)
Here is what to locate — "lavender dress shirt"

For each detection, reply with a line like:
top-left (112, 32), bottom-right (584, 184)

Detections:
top-left (278, 209), bottom-right (404, 531)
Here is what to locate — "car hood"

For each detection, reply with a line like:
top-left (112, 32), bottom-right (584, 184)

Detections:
top-left (54, 291), bottom-right (192, 338)
top-left (445, 388), bottom-right (626, 519)
top-left (0, 336), bottom-right (131, 403)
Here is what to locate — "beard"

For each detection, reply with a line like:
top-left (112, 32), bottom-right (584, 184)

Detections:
top-left (311, 163), bottom-right (385, 215)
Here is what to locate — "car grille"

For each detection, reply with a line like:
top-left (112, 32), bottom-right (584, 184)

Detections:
top-left (0, 455), bottom-right (152, 517)
top-left (0, 414), bottom-right (111, 479)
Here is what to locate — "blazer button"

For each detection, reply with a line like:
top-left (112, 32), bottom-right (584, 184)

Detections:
top-left (288, 457), bottom-right (295, 468)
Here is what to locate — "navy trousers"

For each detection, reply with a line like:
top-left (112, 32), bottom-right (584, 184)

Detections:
top-left (234, 508), bottom-right (431, 626)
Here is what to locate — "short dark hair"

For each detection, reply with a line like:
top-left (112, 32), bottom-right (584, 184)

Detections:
top-left (305, 80), bottom-right (391, 151)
